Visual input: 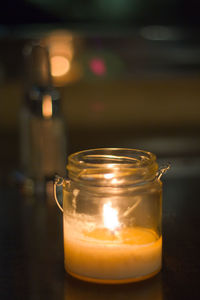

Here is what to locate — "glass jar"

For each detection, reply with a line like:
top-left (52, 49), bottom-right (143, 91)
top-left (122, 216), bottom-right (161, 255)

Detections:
top-left (54, 148), bottom-right (169, 284)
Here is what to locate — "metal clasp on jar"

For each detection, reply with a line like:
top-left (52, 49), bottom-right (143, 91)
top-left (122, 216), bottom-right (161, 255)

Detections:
top-left (54, 174), bottom-right (70, 213)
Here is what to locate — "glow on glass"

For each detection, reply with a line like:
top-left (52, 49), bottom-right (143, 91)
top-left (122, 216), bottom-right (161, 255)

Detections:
top-left (104, 173), bottom-right (114, 179)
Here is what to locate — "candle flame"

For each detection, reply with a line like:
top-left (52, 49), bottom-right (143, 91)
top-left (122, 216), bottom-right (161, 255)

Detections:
top-left (103, 202), bottom-right (120, 231)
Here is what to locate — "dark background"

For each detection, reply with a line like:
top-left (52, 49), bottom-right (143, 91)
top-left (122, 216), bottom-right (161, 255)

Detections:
top-left (0, 1), bottom-right (200, 26)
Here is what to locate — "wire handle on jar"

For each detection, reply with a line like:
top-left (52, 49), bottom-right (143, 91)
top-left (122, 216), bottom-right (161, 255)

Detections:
top-left (54, 174), bottom-right (64, 213)
top-left (157, 163), bottom-right (170, 180)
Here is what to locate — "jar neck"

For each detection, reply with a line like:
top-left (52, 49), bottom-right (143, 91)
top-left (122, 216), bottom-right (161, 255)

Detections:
top-left (67, 148), bottom-right (159, 187)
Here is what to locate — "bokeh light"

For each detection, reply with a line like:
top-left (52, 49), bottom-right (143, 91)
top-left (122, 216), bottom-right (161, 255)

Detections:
top-left (89, 58), bottom-right (106, 76)
top-left (50, 55), bottom-right (70, 77)
top-left (42, 94), bottom-right (52, 119)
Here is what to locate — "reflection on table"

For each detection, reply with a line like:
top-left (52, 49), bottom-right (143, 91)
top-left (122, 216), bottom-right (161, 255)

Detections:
top-left (64, 273), bottom-right (163, 300)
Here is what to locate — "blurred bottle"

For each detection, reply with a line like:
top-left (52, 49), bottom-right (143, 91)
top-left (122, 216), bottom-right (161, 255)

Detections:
top-left (19, 42), bottom-right (66, 194)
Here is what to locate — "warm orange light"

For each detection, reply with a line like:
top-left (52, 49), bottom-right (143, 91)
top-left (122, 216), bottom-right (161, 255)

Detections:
top-left (103, 202), bottom-right (120, 231)
top-left (42, 95), bottom-right (52, 119)
top-left (104, 173), bottom-right (114, 179)
top-left (50, 55), bottom-right (70, 77)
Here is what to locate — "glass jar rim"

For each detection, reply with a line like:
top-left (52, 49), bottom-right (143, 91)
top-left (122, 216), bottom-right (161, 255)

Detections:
top-left (68, 148), bottom-right (156, 168)
top-left (67, 148), bottom-right (159, 187)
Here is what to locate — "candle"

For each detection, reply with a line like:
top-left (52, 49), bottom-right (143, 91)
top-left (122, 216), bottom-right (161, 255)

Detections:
top-left (54, 148), bottom-right (167, 284)
top-left (63, 201), bottom-right (162, 284)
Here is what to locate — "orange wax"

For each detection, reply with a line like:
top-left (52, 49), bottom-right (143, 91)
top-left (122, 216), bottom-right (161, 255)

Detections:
top-left (63, 218), bottom-right (162, 284)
